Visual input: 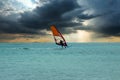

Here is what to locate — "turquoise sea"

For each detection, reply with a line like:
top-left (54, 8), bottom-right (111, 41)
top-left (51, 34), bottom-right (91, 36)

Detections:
top-left (0, 43), bottom-right (120, 80)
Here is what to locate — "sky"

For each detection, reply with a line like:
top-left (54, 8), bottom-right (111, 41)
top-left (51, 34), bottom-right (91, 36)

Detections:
top-left (0, 0), bottom-right (120, 42)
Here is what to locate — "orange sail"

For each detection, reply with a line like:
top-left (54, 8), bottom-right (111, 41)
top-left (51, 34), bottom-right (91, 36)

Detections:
top-left (50, 25), bottom-right (60, 36)
top-left (50, 25), bottom-right (67, 47)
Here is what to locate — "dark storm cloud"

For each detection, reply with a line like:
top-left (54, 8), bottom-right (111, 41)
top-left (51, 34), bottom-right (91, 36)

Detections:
top-left (20, 0), bottom-right (81, 32)
top-left (93, 13), bottom-right (120, 36)
top-left (76, 0), bottom-right (120, 37)
top-left (0, 0), bottom-right (84, 34)
top-left (20, 0), bottom-right (120, 36)
top-left (0, 0), bottom-right (48, 35)
top-left (0, 0), bottom-right (120, 38)
top-left (0, 16), bottom-right (38, 34)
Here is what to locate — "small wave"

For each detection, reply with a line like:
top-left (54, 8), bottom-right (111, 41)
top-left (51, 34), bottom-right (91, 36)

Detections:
top-left (22, 48), bottom-right (29, 50)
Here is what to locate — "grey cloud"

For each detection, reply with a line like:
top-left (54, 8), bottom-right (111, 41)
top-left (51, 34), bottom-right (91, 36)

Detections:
top-left (0, 0), bottom-right (120, 38)
top-left (20, 0), bottom-right (80, 32)
top-left (94, 13), bottom-right (120, 36)
top-left (0, 16), bottom-right (38, 34)
top-left (76, 0), bottom-right (120, 37)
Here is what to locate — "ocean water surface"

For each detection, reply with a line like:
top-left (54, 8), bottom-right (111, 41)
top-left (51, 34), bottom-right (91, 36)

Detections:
top-left (0, 43), bottom-right (120, 80)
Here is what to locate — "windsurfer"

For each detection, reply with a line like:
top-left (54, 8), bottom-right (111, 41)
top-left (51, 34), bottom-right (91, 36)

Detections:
top-left (59, 40), bottom-right (67, 48)
top-left (51, 25), bottom-right (68, 48)
top-left (60, 40), bottom-right (64, 47)
top-left (56, 40), bottom-right (66, 48)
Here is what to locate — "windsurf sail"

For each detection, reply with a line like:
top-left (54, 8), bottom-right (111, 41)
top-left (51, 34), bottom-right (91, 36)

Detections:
top-left (50, 25), bottom-right (67, 47)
